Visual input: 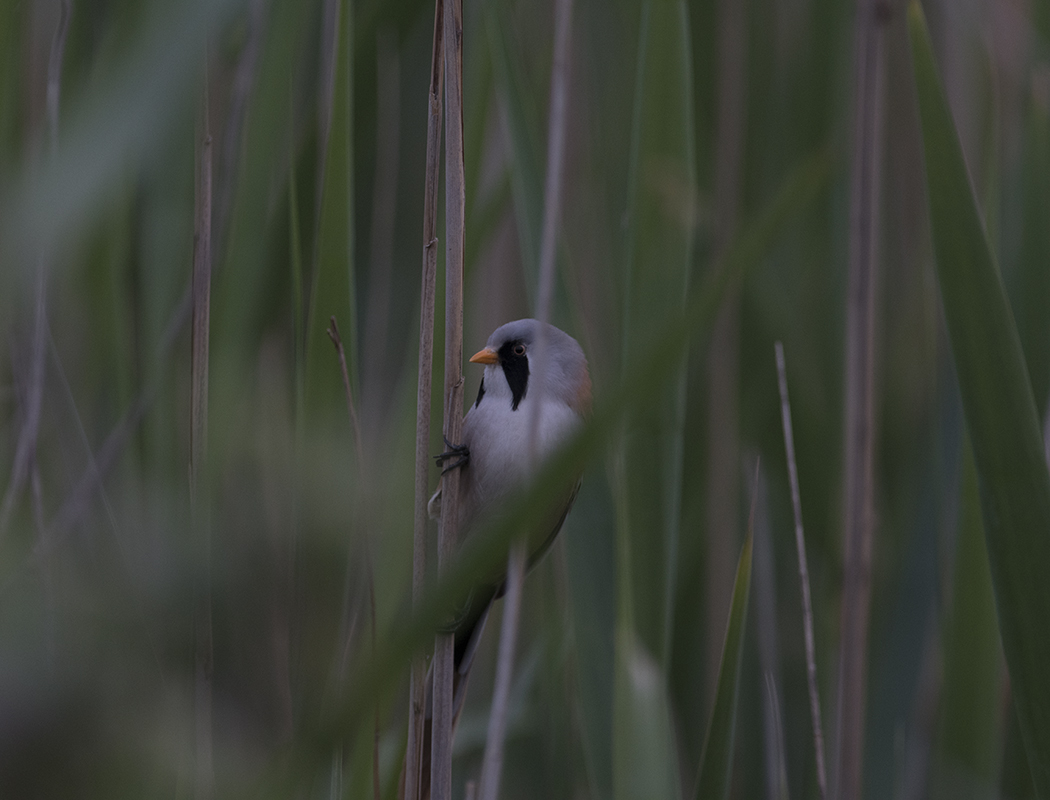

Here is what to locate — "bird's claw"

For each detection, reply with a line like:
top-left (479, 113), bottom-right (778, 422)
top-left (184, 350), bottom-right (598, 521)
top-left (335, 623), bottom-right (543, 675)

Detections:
top-left (435, 436), bottom-right (470, 474)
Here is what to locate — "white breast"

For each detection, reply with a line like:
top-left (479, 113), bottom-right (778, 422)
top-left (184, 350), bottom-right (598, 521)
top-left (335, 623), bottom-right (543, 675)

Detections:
top-left (461, 391), bottom-right (581, 522)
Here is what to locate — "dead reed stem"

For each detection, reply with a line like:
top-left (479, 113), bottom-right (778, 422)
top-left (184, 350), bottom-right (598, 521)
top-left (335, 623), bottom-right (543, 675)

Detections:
top-left (705, 0), bottom-right (747, 699)
top-left (775, 342), bottom-right (828, 800)
top-left (835, 1), bottom-right (885, 797)
top-left (405, 3), bottom-right (444, 798)
top-left (191, 53), bottom-right (214, 800)
top-left (433, 0), bottom-right (466, 796)
top-left (327, 316), bottom-right (381, 800)
top-left (0, 0), bottom-right (70, 544)
top-left (476, 540), bottom-right (527, 800)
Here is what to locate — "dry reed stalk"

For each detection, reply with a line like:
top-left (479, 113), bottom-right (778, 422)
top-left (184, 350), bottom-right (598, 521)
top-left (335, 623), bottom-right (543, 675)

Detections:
top-left (432, 0), bottom-right (466, 796)
top-left (363, 30), bottom-right (401, 426)
top-left (191, 54), bottom-right (214, 800)
top-left (705, 0), bottom-right (747, 699)
top-left (326, 316), bottom-right (380, 800)
top-left (835, 1), bottom-right (886, 797)
top-left (475, 540), bottom-right (527, 800)
top-left (477, 0), bottom-right (574, 796)
top-left (404, 2), bottom-right (444, 798)
top-left (775, 342), bottom-right (828, 800)
top-left (0, 0), bottom-right (70, 543)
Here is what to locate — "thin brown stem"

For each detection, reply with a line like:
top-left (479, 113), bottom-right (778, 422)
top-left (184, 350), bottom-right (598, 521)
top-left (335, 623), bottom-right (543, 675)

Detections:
top-left (775, 342), bottom-right (828, 800)
top-left (326, 316), bottom-right (379, 800)
top-left (405, 2), bottom-right (444, 798)
top-left (705, 0), bottom-right (748, 698)
top-left (476, 541), bottom-right (527, 800)
top-left (432, 0), bottom-right (466, 797)
top-left (191, 52), bottom-right (214, 800)
top-left (0, 0), bottom-right (71, 544)
top-left (326, 317), bottom-right (364, 465)
top-left (835, 1), bottom-right (886, 797)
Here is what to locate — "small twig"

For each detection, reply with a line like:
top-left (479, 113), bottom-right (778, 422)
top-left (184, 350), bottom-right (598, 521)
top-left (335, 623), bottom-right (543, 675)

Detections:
top-left (775, 342), bottom-right (828, 800)
top-left (326, 317), bottom-right (364, 464)
top-left (476, 541), bottom-right (527, 800)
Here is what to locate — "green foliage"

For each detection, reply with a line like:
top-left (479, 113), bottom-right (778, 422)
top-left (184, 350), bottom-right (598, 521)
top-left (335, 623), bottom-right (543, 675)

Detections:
top-left (1, 0), bottom-right (1048, 796)
top-left (909, 2), bottom-right (1050, 794)
top-left (695, 530), bottom-right (752, 800)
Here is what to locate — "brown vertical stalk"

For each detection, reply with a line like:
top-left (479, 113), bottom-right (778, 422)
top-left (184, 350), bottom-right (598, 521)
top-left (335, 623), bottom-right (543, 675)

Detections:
top-left (0, 0), bottom-right (70, 544)
top-left (705, 0), bottom-right (747, 699)
top-left (191, 55), bottom-right (214, 800)
top-left (362, 29), bottom-right (401, 428)
top-left (775, 342), bottom-right (828, 800)
top-left (835, 1), bottom-right (885, 798)
top-left (432, 0), bottom-right (465, 797)
top-left (405, 4), bottom-right (444, 799)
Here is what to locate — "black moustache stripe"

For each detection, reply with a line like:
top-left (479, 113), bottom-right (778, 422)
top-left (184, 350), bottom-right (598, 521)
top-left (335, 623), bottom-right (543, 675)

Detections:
top-left (498, 340), bottom-right (529, 411)
top-left (474, 376), bottom-right (485, 409)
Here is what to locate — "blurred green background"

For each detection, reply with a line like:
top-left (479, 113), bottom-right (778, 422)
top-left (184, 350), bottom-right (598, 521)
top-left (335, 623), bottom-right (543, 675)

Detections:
top-left (1, 0), bottom-right (1048, 798)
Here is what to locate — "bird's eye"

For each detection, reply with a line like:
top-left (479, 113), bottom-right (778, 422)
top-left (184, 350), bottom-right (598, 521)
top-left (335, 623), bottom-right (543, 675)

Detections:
top-left (513, 344), bottom-right (526, 356)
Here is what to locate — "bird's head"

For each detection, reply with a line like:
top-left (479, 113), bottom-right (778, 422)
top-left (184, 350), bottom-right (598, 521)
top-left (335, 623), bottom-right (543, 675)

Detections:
top-left (468, 319), bottom-right (591, 416)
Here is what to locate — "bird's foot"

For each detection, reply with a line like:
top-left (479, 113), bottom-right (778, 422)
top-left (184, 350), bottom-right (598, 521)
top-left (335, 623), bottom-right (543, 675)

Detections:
top-left (435, 436), bottom-right (470, 474)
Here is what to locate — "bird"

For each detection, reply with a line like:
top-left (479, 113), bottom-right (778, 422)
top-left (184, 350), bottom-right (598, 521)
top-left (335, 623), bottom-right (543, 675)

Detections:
top-left (406, 318), bottom-right (591, 800)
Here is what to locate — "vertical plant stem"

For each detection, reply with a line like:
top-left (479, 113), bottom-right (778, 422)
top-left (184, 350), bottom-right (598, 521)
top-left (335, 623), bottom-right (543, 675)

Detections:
top-left (433, 0), bottom-right (465, 796)
top-left (704, 0), bottom-right (747, 697)
top-left (775, 342), bottom-right (828, 800)
top-left (0, 0), bottom-right (70, 543)
top-left (191, 52), bottom-right (214, 800)
top-left (476, 541), bottom-right (527, 800)
top-left (480, 0), bottom-right (573, 794)
top-left (326, 317), bottom-right (379, 800)
top-left (362, 29), bottom-right (401, 426)
top-left (406, 3), bottom-right (444, 799)
top-left (836, 1), bottom-right (886, 797)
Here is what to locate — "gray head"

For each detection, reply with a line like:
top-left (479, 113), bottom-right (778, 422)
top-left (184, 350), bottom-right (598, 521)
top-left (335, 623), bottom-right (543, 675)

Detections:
top-left (469, 319), bottom-right (591, 415)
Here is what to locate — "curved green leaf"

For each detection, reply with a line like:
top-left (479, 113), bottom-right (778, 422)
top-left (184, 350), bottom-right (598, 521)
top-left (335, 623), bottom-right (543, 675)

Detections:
top-left (908, 3), bottom-right (1050, 794)
top-left (694, 529), bottom-right (752, 800)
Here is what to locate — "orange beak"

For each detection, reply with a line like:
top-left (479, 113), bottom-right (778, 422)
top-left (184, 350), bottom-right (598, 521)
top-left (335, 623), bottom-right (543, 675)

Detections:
top-left (469, 346), bottom-right (498, 365)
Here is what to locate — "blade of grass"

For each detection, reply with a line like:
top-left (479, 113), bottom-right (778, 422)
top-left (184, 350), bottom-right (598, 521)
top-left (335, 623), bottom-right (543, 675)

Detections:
top-left (613, 626), bottom-right (682, 800)
top-left (619, 0), bottom-right (696, 672)
top-left (1, 0), bottom-right (239, 286)
top-left (909, 3), bottom-right (1050, 793)
top-left (934, 440), bottom-right (1001, 799)
top-left (694, 487), bottom-right (755, 800)
top-left (1011, 74), bottom-right (1050, 415)
top-left (486, 5), bottom-right (544, 299)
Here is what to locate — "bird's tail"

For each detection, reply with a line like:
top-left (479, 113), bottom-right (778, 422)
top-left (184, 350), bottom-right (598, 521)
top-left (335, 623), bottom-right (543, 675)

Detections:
top-left (399, 595), bottom-right (493, 800)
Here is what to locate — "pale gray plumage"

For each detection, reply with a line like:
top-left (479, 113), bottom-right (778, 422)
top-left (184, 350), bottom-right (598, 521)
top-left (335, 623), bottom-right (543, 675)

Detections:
top-left (410, 319), bottom-right (590, 800)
